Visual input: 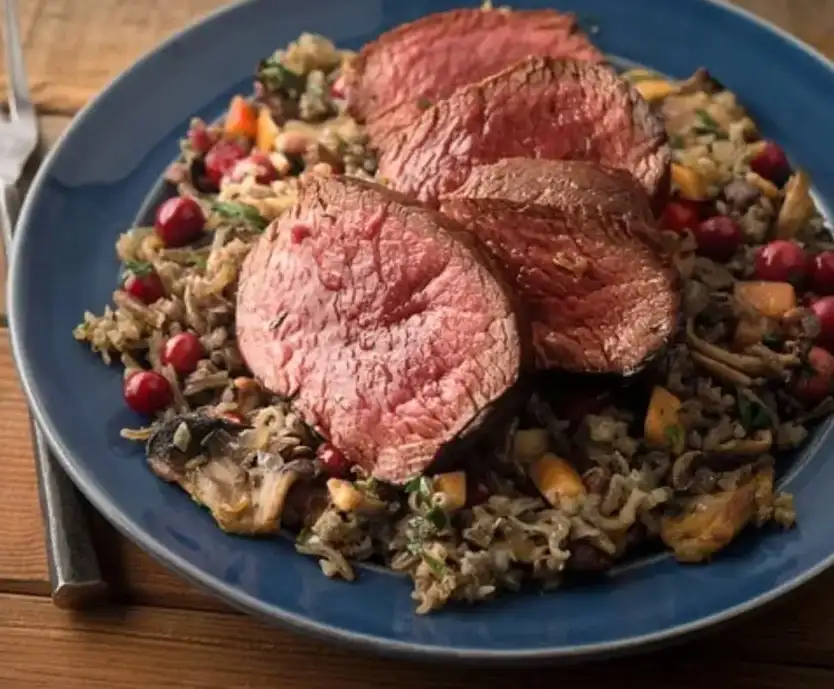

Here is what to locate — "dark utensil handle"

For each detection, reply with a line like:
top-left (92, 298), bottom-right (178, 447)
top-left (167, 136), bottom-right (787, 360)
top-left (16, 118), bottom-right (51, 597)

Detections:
top-left (1, 182), bottom-right (108, 607)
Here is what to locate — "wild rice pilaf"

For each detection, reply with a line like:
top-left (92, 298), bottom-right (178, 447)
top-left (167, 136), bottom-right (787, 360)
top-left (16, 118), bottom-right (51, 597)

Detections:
top-left (75, 32), bottom-right (832, 614)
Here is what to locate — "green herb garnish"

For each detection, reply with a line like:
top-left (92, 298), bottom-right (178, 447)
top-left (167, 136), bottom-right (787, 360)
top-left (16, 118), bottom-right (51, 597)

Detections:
top-left (421, 550), bottom-right (448, 576)
top-left (738, 394), bottom-right (772, 431)
top-left (668, 134), bottom-right (685, 149)
top-left (762, 333), bottom-right (783, 350)
top-left (693, 109), bottom-right (727, 138)
top-left (416, 96), bottom-right (433, 110)
top-left (211, 201), bottom-right (269, 232)
top-left (665, 424), bottom-right (685, 450)
top-left (404, 475), bottom-right (432, 496)
top-left (695, 108), bottom-right (720, 129)
top-left (257, 55), bottom-right (306, 97)
top-left (426, 506), bottom-right (448, 530)
top-left (186, 254), bottom-right (208, 270)
top-left (122, 259), bottom-right (154, 278)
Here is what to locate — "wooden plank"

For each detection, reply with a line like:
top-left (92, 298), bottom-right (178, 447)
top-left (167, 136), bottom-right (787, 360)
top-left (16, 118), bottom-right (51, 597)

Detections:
top-left (2, 592), bottom-right (834, 689)
top-left (0, 331), bottom-right (44, 588)
top-left (88, 512), bottom-right (231, 613)
top-left (0, 0), bottom-right (229, 113)
top-left (733, 0), bottom-right (834, 56)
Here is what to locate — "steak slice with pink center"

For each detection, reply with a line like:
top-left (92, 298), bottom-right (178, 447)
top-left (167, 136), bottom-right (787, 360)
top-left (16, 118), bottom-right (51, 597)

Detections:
top-left (378, 57), bottom-right (669, 207)
top-left (345, 7), bottom-right (604, 147)
top-left (236, 176), bottom-right (523, 484)
top-left (440, 159), bottom-right (679, 374)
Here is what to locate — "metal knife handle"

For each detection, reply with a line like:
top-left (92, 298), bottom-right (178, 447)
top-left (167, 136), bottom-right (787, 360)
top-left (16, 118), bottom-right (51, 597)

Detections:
top-left (1, 182), bottom-right (108, 608)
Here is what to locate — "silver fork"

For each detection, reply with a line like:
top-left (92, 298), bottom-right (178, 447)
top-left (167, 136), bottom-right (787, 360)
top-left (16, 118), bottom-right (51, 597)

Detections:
top-left (1, 0), bottom-right (107, 608)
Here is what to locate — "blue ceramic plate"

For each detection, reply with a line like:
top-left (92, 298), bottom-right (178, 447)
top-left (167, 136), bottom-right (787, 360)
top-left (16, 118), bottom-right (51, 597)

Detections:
top-left (9, 0), bottom-right (834, 663)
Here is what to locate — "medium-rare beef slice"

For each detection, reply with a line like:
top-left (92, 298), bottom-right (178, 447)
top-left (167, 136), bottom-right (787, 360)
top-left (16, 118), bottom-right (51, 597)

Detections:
top-left (236, 175), bottom-right (523, 484)
top-left (378, 57), bottom-right (669, 207)
top-left (345, 7), bottom-right (605, 146)
top-left (440, 160), bottom-right (679, 374)
top-left (453, 158), bottom-right (668, 253)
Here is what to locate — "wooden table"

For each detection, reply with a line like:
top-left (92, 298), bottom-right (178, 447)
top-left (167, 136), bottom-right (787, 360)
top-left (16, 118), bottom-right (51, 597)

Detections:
top-left (2, 1), bottom-right (834, 686)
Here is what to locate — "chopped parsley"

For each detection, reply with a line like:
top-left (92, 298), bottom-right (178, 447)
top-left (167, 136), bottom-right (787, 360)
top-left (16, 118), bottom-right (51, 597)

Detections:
top-left (186, 254), bottom-right (208, 270)
top-left (737, 394), bottom-right (772, 432)
top-left (404, 475), bottom-right (433, 498)
top-left (122, 259), bottom-right (154, 278)
top-left (406, 541), bottom-right (448, 576)
top-left (257, 55), bottom-right (306, 97)
top-left (421, 550), bottom-right (448, 576)
top-left (426, 505), bottom-right (448, 530)
top-left (211, 201), bottom-right (269, 232)
top-left (693, 108), bottom-right (727, 138)
top-left (762, 333), bottom-right (783, 350)
top-left (416, 96), bottom-right (433, 110)
top-left (664, 424), bottom-right (685, 451)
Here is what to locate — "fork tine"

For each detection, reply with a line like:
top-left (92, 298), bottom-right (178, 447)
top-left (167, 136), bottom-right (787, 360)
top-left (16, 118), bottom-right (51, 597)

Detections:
top-left (2, 0), bottom-right (35, 124)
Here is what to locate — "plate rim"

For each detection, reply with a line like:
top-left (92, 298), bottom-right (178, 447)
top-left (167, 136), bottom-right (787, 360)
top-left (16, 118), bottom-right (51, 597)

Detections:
top-left (8, 0), bottom-right (834, 662)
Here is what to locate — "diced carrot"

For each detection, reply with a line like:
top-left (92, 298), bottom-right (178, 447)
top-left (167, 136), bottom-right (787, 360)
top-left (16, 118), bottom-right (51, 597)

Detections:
top-left (224, 96), bottom-right (258, 140)
top-left (644, 386), bottom-right (685, 454)
top-left (734, 281), bottom-right (797, 319)
top-left (256, 106), bottom-right (280, 152)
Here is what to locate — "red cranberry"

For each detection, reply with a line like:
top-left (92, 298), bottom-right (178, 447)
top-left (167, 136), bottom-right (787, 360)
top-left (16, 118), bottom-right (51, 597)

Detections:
top-left (316, 442), bottom-right (350, 476)
top-left (187, 121), bottom-right (217, 154)
top-left (794, 346), bottom-right (834, 403)
top-left (754, 240), bottom-right (809, 285)
top-left (660, 200), bottom-right (702, 233)
top-left (154, 197), bottom-right (205, 247)
top-left (204, 139), bottom-right (250, 188)
top-left (750, 141), bottom-right (791, 186)
top-left (229, 152), bottom-right (280, 185)
top-left (161, 332), bottom-right (204, 375)
top-left (811, 296), bottom-right (834, 351)
top-left (123, 263), bottom-right (165, 304)
top-left (124, 371), bottom-right (173, 415)
top-left (693, 216), bottom-right (742, 262)
top-left (810, 251), bottom-right (834, 295)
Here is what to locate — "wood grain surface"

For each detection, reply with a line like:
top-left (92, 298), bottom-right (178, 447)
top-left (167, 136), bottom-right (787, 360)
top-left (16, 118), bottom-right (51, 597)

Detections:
top-left (2, 1), bottom-right (834, 687)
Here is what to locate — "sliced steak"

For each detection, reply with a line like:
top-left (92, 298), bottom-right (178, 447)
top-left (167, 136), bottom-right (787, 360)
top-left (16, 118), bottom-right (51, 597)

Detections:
top-left (440, 159), bottom-right (679, 374)
top-left (378, 57), bottom-right (670, 207)
top-left (236, 176), bottom-right (524, 484)
top-left (345, 7), bottom-right (604, 146)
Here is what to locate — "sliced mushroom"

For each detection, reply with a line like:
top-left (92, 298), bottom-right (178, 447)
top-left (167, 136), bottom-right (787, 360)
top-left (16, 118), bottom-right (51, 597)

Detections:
top-left (146, 412), bottom-right (246, 467)
top-left (146, 412), bottom-right (317, 534)
top-left (660, 477), bottom-right (759, 562)
top-left (670, 450), bottom-right (704, 491)
top-left (776, 170), bottom-right (814, 239)
top-left (690, 351), bottom-right (755, 387)
top-left (686, 319), bottom-right (767, 376)
top-left (713, 430), bottom-right (773, 456)
top-left (744, 343), bottom-right (801, 377)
